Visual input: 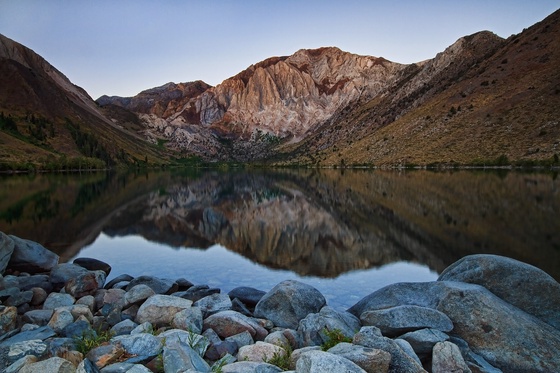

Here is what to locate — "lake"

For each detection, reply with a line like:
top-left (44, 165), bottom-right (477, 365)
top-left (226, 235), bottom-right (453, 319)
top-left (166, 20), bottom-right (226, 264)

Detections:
top-left (1, 168), bottom-right (559, 310)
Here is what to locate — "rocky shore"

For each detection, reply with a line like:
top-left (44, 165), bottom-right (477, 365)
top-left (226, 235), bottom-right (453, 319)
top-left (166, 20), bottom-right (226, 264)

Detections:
top-left (0, 232), bottom-right (559, 373)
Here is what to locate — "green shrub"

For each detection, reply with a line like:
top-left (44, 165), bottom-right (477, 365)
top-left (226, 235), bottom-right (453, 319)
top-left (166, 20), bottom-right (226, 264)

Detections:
top-left (321, 328), bottom-right (352, 351)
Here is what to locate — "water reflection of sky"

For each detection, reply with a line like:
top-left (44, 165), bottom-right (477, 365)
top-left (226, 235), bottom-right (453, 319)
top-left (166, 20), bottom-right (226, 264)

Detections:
top-left (73, 233), bottom-right (438, 310)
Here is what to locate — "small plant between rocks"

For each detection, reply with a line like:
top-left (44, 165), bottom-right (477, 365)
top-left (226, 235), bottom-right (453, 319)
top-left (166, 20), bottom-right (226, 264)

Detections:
top-left (74, 329), bottom-right (114, 355)
top-left (264, 343), bottom-right (293, 371)
top-left (321, 328), bottom-right (353, 351)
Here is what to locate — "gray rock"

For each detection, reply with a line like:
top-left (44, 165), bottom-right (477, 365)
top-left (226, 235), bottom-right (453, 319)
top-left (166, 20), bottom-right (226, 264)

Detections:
top-left (228, 286), bottom-right (266, 307)
top-left (0, 325), bottom-right (56, 347)
top-left (225, 330), bottom-right (254, 349)
top-left (0, 287), bottom-right (20, 301)
top-left (194, 293), bottom-right (232, 317)
top-left (23, 309), bottom-right (54, 326)
top-left (0, 305), bottom-right (18, 335)
top-left (264, 330), bottom-right (290, 347)
top-left (8, 339), bottom-right (47, 362)
top-left (448, 336), bottom-right (502, 373)
top-left (86, 344), bottom-right (126, 369)
top-left (353, 326), bottom-right (426, 373)
top-left (125, 276), bottom-right (177, 295)
top-left (43, 292), bottom-right (76, 310)
top-left (221, 361), bottom-right (282, 373)
top-left (74, 257), bottom-right (112, 276)
top-left (203, 310), bottom-right (268, 340)
top-left (231, 297), bottom-right (253, 316)
top-left (0, 232), bottom-right (15, 274)
top-left (62, 319), bottom-right (93, 339)
top-left (434, 281), bottom-right (560, 373)
top-left (65, 270), bottom-right (106, 298)
top-left (112, 333), bottom-right (163, 357)
top-left (296, 349), bottom-right (366, 373)
top-left (130, 322), bottom-right (153, 335)
top-left (4, 355), bottom-right (38, 373)
top-left (17, 356), bottom-right (75, 373)
top-left (5, 290), bottom-right (33, 307)
top-left (205, 340), bottom-right (238, 360)
top-left (63, 304), bottom-right (94, 323)
top-left (124, 284), bottom-right (155, 307)
top-left (397, 328), bottom-right (449, 356)
top-left (173, 284), bottom-right (220, 302)
top-left (4, 274), bottom-right (51, 291)
top-left (162, 340), bottom-right (211, 373)
top-left (7, 235), bottom-right (58, 274)
top-left (432, 341), bottom-right (471, 373)
top-left (327, 342), bottom-right (391, 373)
top-left (298, 306), bottom-right (361, 347)
top-left (95, 289), bottom-right (126, 311)
top-left (438, 254), bottom-right (560, 330)
top-left (30, 287), bottom-right (48, 306)
top-left (135, 294), bottom-right (192, 327)
top-left (76, 358), bottom-right (101, 373)
top-left (76, 295), bottom-right (96, 312)
top-left (159, 329), bottom-right (210, 357)
top-left (48, 309), bottom-right (75, 333)
top-left (393, 338), bottom-right (422, 365)
top-left (254, 280), bottom-right (326, 329)
top-left (101, 363), bottom-right (152, 372)
top-left (50, 263), bottom-right (89, 287)
top-left (104, 274), bottom-right (133, 290)
top-left (238, 341), bottom-right (286, 362)
top-left (172, 306), bottom-right (203, 334)
top-left (111, 319), bottom-right (138, 336)
top-left (360, 304), bottom-right (453, 337)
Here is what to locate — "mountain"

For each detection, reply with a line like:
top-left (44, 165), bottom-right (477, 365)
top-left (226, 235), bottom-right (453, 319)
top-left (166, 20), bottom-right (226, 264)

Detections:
top-left (98, 9), bottom-right (560, 166)
top-left (0, 34), bottom-right (172, 170)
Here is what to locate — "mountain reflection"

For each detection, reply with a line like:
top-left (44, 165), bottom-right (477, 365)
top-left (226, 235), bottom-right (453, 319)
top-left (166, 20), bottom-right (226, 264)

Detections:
top-left (0, 169), bottom-right (559, 279)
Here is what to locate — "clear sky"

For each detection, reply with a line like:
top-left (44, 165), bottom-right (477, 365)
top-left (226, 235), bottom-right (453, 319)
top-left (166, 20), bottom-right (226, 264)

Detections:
top-left (1, 1), bottom-right (558, 100)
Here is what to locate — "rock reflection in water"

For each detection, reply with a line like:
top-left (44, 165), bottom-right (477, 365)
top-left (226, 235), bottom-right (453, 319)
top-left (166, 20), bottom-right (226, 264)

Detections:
top-left (0, 169), bottom-right (559, 280)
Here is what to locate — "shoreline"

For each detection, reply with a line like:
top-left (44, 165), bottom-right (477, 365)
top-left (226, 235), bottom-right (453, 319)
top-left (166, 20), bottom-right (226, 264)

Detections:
top-left (1, 232), bottom-right (559, 372)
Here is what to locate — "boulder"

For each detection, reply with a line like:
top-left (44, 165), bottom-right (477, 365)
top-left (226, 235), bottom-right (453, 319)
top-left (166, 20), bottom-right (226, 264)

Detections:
top-left (327, 342), bottom-right (391, 373)
top-left (4, 274), bottom-right (51, 292)
top-left (438, 254), bottom-right (560, 330)
top-left (86, 343), bottom-right (125, 369)
top-left (73, 257), bottom-right (112, 276)
top-left (205, 340), bottom-right (238, 360)
top-left (104, 274), bottom-right (133, 290)
top-left (76, 358), bottom-right (101, 373)
top-left (110, 319), bottom-right (138, 336)
top-left (30, 287), bottom-right (48, 306)
top-left (397, 328), bottom-right (449, 357)
top-left (296, 349), bottom-right (367, 373)
top-left (238, 341), bottom-right (286, 362)
top-left (172, 306), bottom-right (203, 334)
top-left (0, 325), bottom-right (56, 347)
top-left (47, 309), bottom-right (74, 333)
top-left (228, 286), bottom-right (266, 307)
top-left (4, 355), bottom-right (38, 373)
top-left (0, 305), bottom-right (18, 335)
top-left (125, 276), bottom-right (177, 295)
top-left (43, 292), bottom-right (75, 310)
top-left (225, 330), bottom-right (254, 349)
top-left (203, 310), bottom-right (268, 340)
top-left (111, 333), bottom-right (163, 357)
top-left (353, 326), bottom-right (426, 373)
top-left (0, 232), bottom-right (15, 274)
top-left (431, 341), bottom-right (471, 373)
top-left (254, 280), bottom-right (326, 329)
top-left (221, 361), bottom-right (282, 373)
top-left (8, 339), bottom-right (47, 362)
top-left (8, 235), bottom-right (58, 273)
top-left (23, 309), bottom-right (54, 326)
top-left (194, 293), bottom-right (232, 317)
top-left (5, 290), bottom-right (33, 307)
top-left (65, 271), bottom-right (106, 298)
top-left (360, 304), bottom-right (453, 337)
top-left (298, 306), bottom-right (361, 346)
top-left (158, 329), bottom-right (210, 357)
top-left (135, 294), bottom-right (192, 327)
top-left (162, 340), bottom-right (211, 373)
top-left (50, 263), bottom-right (89, 288)
top-left (173, 284), bottom-right (220, 302)
top-left (124, 284), bottom-right (156, 307)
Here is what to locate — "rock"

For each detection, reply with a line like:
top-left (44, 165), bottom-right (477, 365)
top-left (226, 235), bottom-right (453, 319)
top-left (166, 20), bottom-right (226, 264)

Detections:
top-left (30, 287), bottom-right (48, 306)
top-left (353, 326), bottom-right (426, 373)
top-left (112, 333), bottom-right (163, 358)
top-left (17, 356), bottom-right (75, 373)
top-left (173, 284), bottom-right (220, 302)
top-left (0, 232), bottom-right (15, 274)
top-left (327, 342), bottom-right (391, 373)
top-left (238, 341), bottom-right (285, 362)
top-left (73, 257), bottom-right (112, 276)
top-left (43, 292), bottom-right (76, 310)
top-left (264, 330), bottom-right (290, 347)
top-left (86, 343), bottom-right (126, 369)
top-left (65, 271), bottom-right (106, 298)
top-left (438, 254), bottom-right (560, 330)
top-left (448, 336), bottom-right (502, 373)
top-left (359, 305), bottom-right (453, 337)
top-left (225, 330), bottom-right (254, 349)
top-left (254, 280), bottom-right (326, 329)
top-left (135, 294), bottom-right (192, 327)
top-left (228, 287), bottom-right (266, 307)
top-left (101, 303), bottom-right (122, 327)
top-left (95, 289), bottom-right (126, 310)
top-left (0, 325), bottom-right (56, 347)
top-left (171, 306), bottom-right (203, 334)
top-left (48, 309), bottom-right (74, 333)
top-left (433, 281), bottom-right (560, 372)
top-left (8, 339), bottom-right (47, 362)
top-left (393, 339), bottom-right (422, 366)
top-left (5, 290), bottom-right (33, 307)
top-left (0, 305), bottom-right (18, 335)
top-left (125, 276), bottom-right (177, 295)
top-left (397, 328), bottom-right (449, 357)
top-left (205, 340), bottom-right (238, 360)
top-left (298, 306), bottom-right (361, 347)
top-left (175, 277), bottom-right (194, 291)
top-left (101, 363), bottom-right (152, 372)
top-left (203, 310), bottom-right (268, 340)
top-left (296, 349), bottom-right (366, 373)
top-left (23, 309), bottom-right (54, 326)
top-left (159, 329), bottom-right (210, 357)
top-left (0, 287), bottom-right (20, 301)
top-left (104, 274), bottom-right (134, 290)
top-left (432, 341), bottom-right (471, 373)
top-left (4, 274), bottom-right (52, 292)
top-left (130, 322), bottom-right (153, 335)
top-left (231, 297), bottom-right (253, 316)
top-left (76, 358), bottom-right (100, 373)
top-left (221, 361), bottom-right (282, 373)
top-left (62, 319), bottom-right (93, 339)
top-left (162, 340), bottom-right (211, 373)
top-left (194, 293), bottom-right (232, 317)
top-left (63, 304), bottom-right (94, 323)
top-left (111, 319), bottom-right (138, 336)
top-left (50, 263), bottom-right (89, 288)
top-left (124, 284), bottom-right (155, 307)
top-left (4, 355), bottom-right (38, 373)
top-left (76, 295), bottom-right (96, 312)
top-left (7, 235), bottom-right (58, 274)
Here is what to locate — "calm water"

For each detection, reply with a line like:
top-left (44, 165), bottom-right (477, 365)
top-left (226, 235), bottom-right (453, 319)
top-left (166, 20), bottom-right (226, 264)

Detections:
top-left (1, 169), bottom-right (559, 310)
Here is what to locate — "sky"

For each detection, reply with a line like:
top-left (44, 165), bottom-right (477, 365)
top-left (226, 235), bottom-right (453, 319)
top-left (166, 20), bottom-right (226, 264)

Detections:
top-left (0, 1), bottom-right (558, 100)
